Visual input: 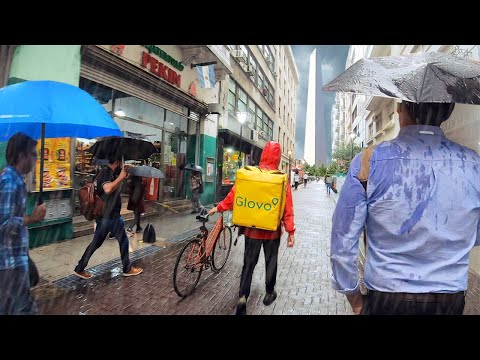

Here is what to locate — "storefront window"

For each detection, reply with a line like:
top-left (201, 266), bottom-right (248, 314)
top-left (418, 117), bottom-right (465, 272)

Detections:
top-left (113, 91), bottom-right (165, 126)
top-left (80, 78), bottom-right (113, 113)
top-left (222, 148), bottom-right (244, 185)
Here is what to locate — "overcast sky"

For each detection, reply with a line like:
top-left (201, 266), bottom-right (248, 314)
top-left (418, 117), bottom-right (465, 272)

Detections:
top-left (291, 45), bottom-right (349, 159)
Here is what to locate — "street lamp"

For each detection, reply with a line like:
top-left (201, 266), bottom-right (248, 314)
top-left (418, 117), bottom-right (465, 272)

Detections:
top-left (236, 111), bottom-right (248, 167)
top-left (349, 131), bottom-right (356, 160)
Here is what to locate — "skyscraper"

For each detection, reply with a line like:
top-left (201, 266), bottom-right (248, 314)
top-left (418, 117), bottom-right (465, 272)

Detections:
top-left (304, 49), bottom-right (329, 166)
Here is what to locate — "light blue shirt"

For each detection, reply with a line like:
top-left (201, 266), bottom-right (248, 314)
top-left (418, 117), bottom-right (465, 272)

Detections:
top-left (331, 125), bottom-right (480, 294)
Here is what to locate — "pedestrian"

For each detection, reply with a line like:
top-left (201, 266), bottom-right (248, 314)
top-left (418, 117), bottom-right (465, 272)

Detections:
top-left (209, 141), bottom-right (295, 315)
top-left (0, 133), bottom-right (47, 315)
top-left (325, 174), bottom-right (333, 196)
top-left (189, 170), bottom-right (203, 214)
top-left (74, 155), bottom-right (143, 279)
top-left (331, 101), bottom-right (479, 315)
top-left (126, 175), bottom-right (146, 234)
top-left (293, 172), bottom-right (300, 190)
top-left (303, 173), bottom-right (308, 188)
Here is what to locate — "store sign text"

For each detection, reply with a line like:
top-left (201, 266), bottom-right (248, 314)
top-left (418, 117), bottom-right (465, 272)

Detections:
top-left (141, 51), bottom-right (181, 88)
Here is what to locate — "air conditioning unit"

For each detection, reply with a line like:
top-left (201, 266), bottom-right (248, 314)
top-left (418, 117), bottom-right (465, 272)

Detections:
top-left (246, 65), bottom-right (255, 75)
top-left (272, 71), bottom-right (277, 79)
top-left (262, 87), bottom-right (268, 96)
top-left (373, 115), bottom-right (381, 122)
top-left (232, 49), bottom-right (246, 63)
top-left (249, 129), bottom-right (259, 142)
top-left (258, 130), bottom-right (267, 139)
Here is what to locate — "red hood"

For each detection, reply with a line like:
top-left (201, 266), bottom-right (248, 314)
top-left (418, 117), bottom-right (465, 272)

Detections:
top-left (259, 141), bottom-right (281, 170)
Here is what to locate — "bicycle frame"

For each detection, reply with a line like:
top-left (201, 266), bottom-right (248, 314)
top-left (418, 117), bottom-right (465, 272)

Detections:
top-left (188, 213), bottom-right (224, 270)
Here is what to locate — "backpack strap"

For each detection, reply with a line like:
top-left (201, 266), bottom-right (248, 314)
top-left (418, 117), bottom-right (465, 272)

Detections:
top-left (357, 146), bottom-right (374, 190)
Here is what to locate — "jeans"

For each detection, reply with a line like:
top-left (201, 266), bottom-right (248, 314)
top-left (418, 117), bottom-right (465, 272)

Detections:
top-left (191, 188), bottom-right (201, 212)
top-left (239, 236), bottom-right (280, 299)
top-left (75, 217), bottom-right (132, 274)
top-left (0, 268), bottom-right (38, 315)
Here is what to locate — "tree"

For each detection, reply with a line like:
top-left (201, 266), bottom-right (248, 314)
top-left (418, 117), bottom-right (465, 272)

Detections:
top-left (332, 141), bottom-right (362, 162)
top-left (318, 163), bottom-right (328, 177)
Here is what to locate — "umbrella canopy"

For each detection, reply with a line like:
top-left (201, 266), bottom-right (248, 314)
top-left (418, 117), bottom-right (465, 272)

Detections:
top-left (87, 135), bottom-right (158, 161)
top-left (0, 80), bottom-right (122, 141)
top-left (183, 163), bottom-right (204, 173)
top-left (0, 80), bottom-right (122, 200)
top-left (129, 165), bottom-right (165, 179)
top-left (322, 52), bottom-right (480, 104)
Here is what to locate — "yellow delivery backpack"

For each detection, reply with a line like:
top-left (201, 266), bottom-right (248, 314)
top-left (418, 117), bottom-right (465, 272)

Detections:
top-left (232, 166), bottom-right (287, 231)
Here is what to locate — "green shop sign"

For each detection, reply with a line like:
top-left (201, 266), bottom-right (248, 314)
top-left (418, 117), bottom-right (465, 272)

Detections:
top-left (142, 45), bottom-right (185, 71)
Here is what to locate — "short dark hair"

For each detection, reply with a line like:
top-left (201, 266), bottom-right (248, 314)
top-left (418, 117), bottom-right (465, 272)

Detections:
top-left (6, 132), bottom-right (37, 166)
top-left (108, 154), bottom-right (121, 164)
top-left (403, 102), bottom-right (455, 126)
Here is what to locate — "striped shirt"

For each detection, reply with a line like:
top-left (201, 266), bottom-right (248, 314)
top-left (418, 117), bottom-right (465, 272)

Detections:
top-left (0, 166), bottom-right (28, 271)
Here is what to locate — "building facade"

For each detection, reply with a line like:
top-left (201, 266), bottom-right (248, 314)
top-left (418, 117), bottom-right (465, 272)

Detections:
top-left (215, 45), bottom-right (298, 199)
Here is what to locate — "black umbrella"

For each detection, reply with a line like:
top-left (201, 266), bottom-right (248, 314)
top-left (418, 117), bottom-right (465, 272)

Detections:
top-left (322, 52), bottom-right (480, 104)
top-left (183, 163), bottom-right (204, 173)
top-left (88, 134), bottom-right (158, 161)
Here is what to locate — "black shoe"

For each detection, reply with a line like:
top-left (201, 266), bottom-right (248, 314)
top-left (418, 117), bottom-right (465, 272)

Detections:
top-left (263, 290), bottom-right (277, 306)
top-left (191, 210), bottom-right (197, 214)
top-left (236, 296), bottom-right (247, 315)
top-left (136, 226), bottom-right (143, 233)
top-left (108, 233), bottom-right (115, 240)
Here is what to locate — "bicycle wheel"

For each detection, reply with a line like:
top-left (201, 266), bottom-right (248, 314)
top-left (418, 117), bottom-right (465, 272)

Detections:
top-left (173, 239), bottom-right (203, 297)
top-left (211, 226), bottom-right (232, 272)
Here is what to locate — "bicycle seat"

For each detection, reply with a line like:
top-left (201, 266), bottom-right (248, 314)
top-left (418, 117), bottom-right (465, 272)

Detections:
top-left (196, 207), bottom-right (209, 222)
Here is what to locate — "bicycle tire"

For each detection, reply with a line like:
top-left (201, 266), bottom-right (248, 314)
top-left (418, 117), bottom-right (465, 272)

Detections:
top-left (173, 238), bottom-right (203, 298)
top-left (211, 226), bottom-right (232, 272)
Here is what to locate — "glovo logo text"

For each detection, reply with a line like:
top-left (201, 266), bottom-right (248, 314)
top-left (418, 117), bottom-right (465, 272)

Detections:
top-left (235, 196), bottom-right (279, 211)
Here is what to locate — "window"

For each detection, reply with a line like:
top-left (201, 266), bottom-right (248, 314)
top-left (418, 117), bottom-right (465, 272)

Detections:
top-left (257, 71), bottom-right (264, 91)
top-left (228, 79), bottom-right (236, 113)
top-left (268, 120), bottom-right (274, 140)
top-left (278, 126), bottom-right (281, 142)
top-left (237, 87), bottom-right (247, 113)
top-left (263, 113), bottom-right (269, 133)
top-left (256, 107), bottom-right (263, 131)
top-left (248, 97), bottom-right (256, 122)
top-left (283, 132), bottom-right (286, 152)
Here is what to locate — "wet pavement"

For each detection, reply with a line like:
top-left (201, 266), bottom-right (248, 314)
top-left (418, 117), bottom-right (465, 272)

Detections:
top-left (37, 181), bottom-right (353, 315)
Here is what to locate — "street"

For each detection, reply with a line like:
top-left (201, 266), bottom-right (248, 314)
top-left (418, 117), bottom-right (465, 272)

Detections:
top-left (37, 180), bottom-right (353, 315)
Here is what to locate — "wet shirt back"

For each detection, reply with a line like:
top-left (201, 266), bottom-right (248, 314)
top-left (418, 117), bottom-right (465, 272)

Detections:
top-left (96, 167), bottom-right (122, 219)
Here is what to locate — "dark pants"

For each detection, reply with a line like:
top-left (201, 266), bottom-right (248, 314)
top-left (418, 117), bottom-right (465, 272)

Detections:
top-left (303, 179), bottom-right (307, 187)
top-left (361, 290), bottom-right (465, 315)
top-left (75, 217), bottom-right (132, 274)
top-left (0, 268), bottom-right (38, 315)
top-left (129, 211), bottom-right (141, 230)
top-left (239, 236), bottom-right (280, 299)
top-left (191, 188), bottom-right (201, 212)
top-left (294, 181), bottom-right (299, 190)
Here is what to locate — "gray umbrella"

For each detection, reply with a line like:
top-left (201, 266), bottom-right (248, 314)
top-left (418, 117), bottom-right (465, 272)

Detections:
top-left (183, 163), bottom-right (204, 173)
top-left (322, 52), bottom-right (480, 104)
top-left (129, 165), bottom-right (165, 178)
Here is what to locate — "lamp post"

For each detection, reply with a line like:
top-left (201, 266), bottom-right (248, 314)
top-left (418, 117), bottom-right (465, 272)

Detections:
top-left (349, 131), bottom-right (356, 160)
top-left (236, 111), bottom-right (248, 167)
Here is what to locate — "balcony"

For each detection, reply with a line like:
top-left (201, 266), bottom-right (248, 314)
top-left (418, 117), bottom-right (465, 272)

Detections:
top-left (178, 45), bottom-right (233, 81)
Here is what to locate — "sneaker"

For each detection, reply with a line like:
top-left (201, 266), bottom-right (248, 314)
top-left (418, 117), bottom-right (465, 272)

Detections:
top-left (136, 225), bottom-right (143, 233)
top-left (191, 210), bottom-right (197, 214)
top-left (236, 296), bottom-right (247, 315)
top-left (123, 266), bottom-right (143, 277)
top-left (126, 228), bottom-right (134, 237)
top-left (74, 270), bottom-right (93, 280)
top-left (108, 233), bottom-right (116, 240)
top-left (263, 290), bottom-right (277, 306)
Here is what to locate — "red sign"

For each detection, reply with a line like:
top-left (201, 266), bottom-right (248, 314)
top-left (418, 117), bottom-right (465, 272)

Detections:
top-left (141, 51), bottom-right (181, 87)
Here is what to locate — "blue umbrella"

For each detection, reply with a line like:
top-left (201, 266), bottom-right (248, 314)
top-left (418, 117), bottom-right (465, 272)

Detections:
top-left (0, 80), bottom-right (122, 201)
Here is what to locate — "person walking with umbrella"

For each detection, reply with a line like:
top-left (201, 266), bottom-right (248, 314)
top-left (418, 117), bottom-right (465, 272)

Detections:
top-left (189, 170), bottom-right (203, 214)
top-left (74, 155), bottom-right (143, 279)
top-left (0, 133), bottom-right (47, 314)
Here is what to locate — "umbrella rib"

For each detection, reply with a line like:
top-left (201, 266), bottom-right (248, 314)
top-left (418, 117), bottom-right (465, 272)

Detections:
top-left (417, 64), bottom-right (432, 103)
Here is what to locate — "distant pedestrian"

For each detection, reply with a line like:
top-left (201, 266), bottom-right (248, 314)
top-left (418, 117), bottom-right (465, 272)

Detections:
top-left (189, 170), bottom-right (203, 214)
top-left (126, 175), bottom-right (146, 234)
top-left (293, 172), bottom-right (300, 190)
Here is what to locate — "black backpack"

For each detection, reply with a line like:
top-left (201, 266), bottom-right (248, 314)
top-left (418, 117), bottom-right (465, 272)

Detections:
top-left (142, 223), bottom-right (156, 243)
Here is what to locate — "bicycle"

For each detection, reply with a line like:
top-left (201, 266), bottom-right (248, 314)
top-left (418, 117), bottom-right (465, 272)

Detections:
top-left (173, 208), bottom-right (234, 298)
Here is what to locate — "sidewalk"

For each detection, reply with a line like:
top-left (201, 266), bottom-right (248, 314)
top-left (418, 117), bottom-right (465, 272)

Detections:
top-left (30, 202), bottom-right (215, 299)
